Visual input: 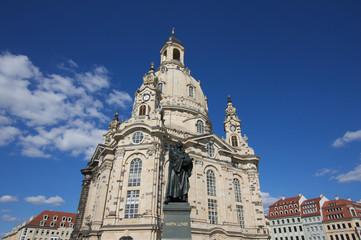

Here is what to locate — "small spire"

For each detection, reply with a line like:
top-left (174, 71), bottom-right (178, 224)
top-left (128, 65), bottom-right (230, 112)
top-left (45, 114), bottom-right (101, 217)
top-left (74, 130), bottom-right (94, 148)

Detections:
top-left (228, 95), bottom-right (232, 103)
top-left (150, 61), bottom-right (155, 71)
top-left (113, 109), bottom-right (119, 121)
top-left (172, 27), bottom-right (175, 36)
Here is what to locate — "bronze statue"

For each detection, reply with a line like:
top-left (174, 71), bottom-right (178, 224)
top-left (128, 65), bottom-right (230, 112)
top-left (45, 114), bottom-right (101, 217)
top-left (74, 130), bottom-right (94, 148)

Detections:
top-left (165, 141), bottom-right (193, 204)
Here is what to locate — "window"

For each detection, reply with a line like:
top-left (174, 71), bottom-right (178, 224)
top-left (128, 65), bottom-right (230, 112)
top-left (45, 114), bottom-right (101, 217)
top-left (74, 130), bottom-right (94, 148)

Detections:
top-left (158, 83), bottom-right (163, 93)
top-left (290, 209), bottom-right (293, 213)
top-left (348, 223), bottom-right (352, 228)
top-left (60, 222), bottom-right (65, 227)
top-left (208, 199), bottom-right (218, 224)
top-left (69, 223), bottom-right (73, 227)
top-left (294, 226), bottom-right (297, 232)
top-left (196, 120), bottom-right (204, 133)
top-left (206, 143), bottom-right (215, 157)
top-left (231, 136), bottom-right (238, 147)
top-left (53, 216), bottom-right (58, 221)
top-left (125, 190), bottom-right (139, 218)
top-left (274, 229), bottom-right (277, 233)
top-left (188, 86), bottom-right (194, 98)
top-left (350, 208), bottom-right (356, 217)
top-left (285, 210), bottom-right (288, 214)
top-left (120, 237), bottom-right (133, 240)
top-left (43, 215), bottom-right (48, 220)
top-left (128, 158), bottom-right (142, 187)
top-left (173, 49), bottom-right (180, 61)
top-left (132, 132), bottom-right (144, 144)
top-left (236, 205), bottom-right (245, 228)
top-left (299, 226), bottom-right (303, 231)
top-left (270, 212), bottom-right (274, 216)
top-left (233, 178), bottom-right (242, 202)
top-left (40, 221), bottom-right (45, 226)
top-left (139, 105), bottom-right (146, 116)
top-left (50, 222), bottom-right (55, 227)
top-left (280, 211), bottom-right (283, 214)
top-left (67, 217), bottom-right (72, 222)
top-left (206, 170), bottom-right (216, 196)
top-left (62, 216), bottom-right (66, 222)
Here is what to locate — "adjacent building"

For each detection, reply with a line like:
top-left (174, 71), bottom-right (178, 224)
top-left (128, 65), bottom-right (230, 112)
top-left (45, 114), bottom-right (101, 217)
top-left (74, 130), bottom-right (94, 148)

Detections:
top-left (2, 210), bottom-right (76, 240)
top-left (301, 195), bottom-right (329, 240)
top-left (70, 31), bottom-right (269, 240)
top-left (268, 194), bottom-right (307, 240)
top-left (267, 196), bottom-right (361, 240)
top-left (322, 197), bottom-right (361, 240)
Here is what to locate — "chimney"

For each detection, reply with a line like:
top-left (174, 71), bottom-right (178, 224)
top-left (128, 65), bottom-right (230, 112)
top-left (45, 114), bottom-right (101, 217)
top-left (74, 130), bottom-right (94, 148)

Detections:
top-left (299, 193), bottom-right (302, 197)
top-left (347, 197), bottom-right (351, 201)
top-left (320, 194), bottom-right (324, 198)
top-left (335, 196), bottom-right (339, 200)
top-left (282, 196), bottom-right (285, 200)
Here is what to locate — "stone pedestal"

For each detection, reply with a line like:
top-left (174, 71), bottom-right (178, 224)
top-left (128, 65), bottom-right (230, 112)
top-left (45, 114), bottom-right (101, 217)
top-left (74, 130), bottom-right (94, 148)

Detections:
top-left (162, 202), bottom-right (192, 240)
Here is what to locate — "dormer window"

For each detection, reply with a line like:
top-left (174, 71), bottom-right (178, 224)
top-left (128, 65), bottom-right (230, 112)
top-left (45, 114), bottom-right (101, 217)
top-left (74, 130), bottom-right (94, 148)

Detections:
top-left (53, 216), bottom-right (58, 221)
top-left (40, 221), bottom-right (45, 226)
top-left (231, 135), bottom-right (238, 147)
top-left (188, 86), bottom-right (194, 98)
top-left (43, 215), bottom-right (48, 220)
top-left (67, 217), bottom-right (72, 222)
top-left (50, 222), bottom-right (55, 227)
top-left (196, 120), bottom-right (204, 133)
top-left (62, 216), bottom-right (66, 222)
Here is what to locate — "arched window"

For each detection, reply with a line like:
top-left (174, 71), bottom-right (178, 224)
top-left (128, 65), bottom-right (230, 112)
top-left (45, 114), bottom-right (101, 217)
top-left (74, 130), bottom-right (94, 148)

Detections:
top-left (139, 105), bottom-right (146, 116)
top-left (120, 237), bottom-right (133, 240)
top-left (128, 158), bottom-right (142, 187)
top-left (280, 211), bottom-right (283, 215)
top-left (173, 49), bottom-right (180, 60)
top-left (196, 120), bottom-right (204, 133)
top-left (285, 210), bottom-right (288, 214)
top-left (236, 205), bottom-right (245, 228)
top-left (275, 212), bottom-right (278, 215)
top-left (188, 86), bottom-right (194, 98)
top-left (233, 178), bottom-right (242, 202)
top-left (162, 50), bottom-right (167, 61)
top-left (270, 212), bottom-right (274, 216)
top-left (290, 209), bottom-right (293, 214)
top-left (231, 135), bottom-right (238, 147)
top-left (158, 83), bottom-right (163, 93)
top-left (207, 170), bottom-right (216, 196)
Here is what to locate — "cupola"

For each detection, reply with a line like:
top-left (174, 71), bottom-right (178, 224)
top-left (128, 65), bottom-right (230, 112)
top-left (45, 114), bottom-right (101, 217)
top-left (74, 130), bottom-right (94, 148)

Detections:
top-left (160, 28), bottom-right (185, 66)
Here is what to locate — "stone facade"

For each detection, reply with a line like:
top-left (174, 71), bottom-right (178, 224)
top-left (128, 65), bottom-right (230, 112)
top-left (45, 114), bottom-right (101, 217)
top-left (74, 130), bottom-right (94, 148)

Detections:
top-left (71, 31), bottom-right (268, 240)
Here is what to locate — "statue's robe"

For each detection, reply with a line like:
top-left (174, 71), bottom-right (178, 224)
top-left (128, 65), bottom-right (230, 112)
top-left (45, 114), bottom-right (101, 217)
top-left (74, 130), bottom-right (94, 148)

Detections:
top-left (165, 146), bottom-right (193, 201)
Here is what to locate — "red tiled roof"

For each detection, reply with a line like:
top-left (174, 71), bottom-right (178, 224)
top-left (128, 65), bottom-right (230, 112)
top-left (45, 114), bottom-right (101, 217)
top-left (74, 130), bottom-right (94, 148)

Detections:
top-left (322, 199), bottom-right (361, 222)
top-left (26, 210), bottom-right (76, 228)
top-left (301, 197), bottom-right (322, 217)
top-left (268, 196), bottom-right (302, 219)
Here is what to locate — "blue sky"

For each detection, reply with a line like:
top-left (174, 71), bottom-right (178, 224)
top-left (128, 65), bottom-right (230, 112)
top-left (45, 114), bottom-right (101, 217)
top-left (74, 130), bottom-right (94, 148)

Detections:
top-left (1, 0), bottom-right (360, 236)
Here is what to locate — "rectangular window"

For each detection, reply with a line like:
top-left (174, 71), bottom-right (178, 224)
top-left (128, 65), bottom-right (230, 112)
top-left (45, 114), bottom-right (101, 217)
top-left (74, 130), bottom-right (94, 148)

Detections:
top-left (279, 228), bottom-right (282, 233)
top-left (346, 235), bottom-right (350, 240)
top-left (236, 205), bottom-right (244, 228)
top-left (125, 190), bottom-right (139, 218)
top-left (348, 223), bottom-right (352, 228)
top-left (294, 226), bottom-right (297, 232)
top-left (289, 227), bottom-right (292, 232)
top-left (335, 235), bottom-right (339, 240)
top-left (351, 234), bottom-right (356, 240)
top-left (274, 229), bottom-right (277, 234)
top-left (340, 235), bottom-right (345, 240)
top-left (342, 224), bottom-right (346, 229)
top-left (331, 236), bottom-right (334, 240)
top-left (299, 226), bottom-right (303, 231)
top-left (208, 199), bottom-right (218, 224)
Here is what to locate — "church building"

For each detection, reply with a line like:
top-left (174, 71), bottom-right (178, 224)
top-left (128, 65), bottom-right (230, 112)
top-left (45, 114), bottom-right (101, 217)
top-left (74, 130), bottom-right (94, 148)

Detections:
top-left (71, 31), bottom-right (268, 240)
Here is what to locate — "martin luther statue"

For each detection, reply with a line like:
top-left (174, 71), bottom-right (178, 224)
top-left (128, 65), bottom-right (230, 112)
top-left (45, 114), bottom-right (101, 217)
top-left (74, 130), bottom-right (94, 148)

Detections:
top-left (164, 141), bottom-right (193, 204)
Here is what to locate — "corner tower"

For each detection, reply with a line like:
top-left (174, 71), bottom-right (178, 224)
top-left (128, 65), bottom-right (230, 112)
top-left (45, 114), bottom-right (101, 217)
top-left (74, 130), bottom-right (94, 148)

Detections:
top-left (71, 31), bottom-right (268, 240)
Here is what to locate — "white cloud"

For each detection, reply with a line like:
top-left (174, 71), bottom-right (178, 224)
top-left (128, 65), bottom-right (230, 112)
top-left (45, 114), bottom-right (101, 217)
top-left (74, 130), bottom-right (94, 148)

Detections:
top-left (333, 130), bottom-right (361, 147)
top-left (0, 195), bottom-right (18, 203)
top-left (1, 215), bottom-right (22, 222)
top-left (76, 66), bottom-right (109, 92)
top-left (106, 90), bottom-right (132, 109)
top-left (0, 209), bottom-right (11, 213)
top-left (315, 168), bottom-right (338, 177)
top-left (0, 126), bottom-right (21, 146)
top-left (261, 192), bottom-right (279, 213)
top-left (0, 52), bottom-right (132, 158)
top-left (24, 195), bottom-right (65, 206)
top-left (336, 164), bottom-right (361, 183)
